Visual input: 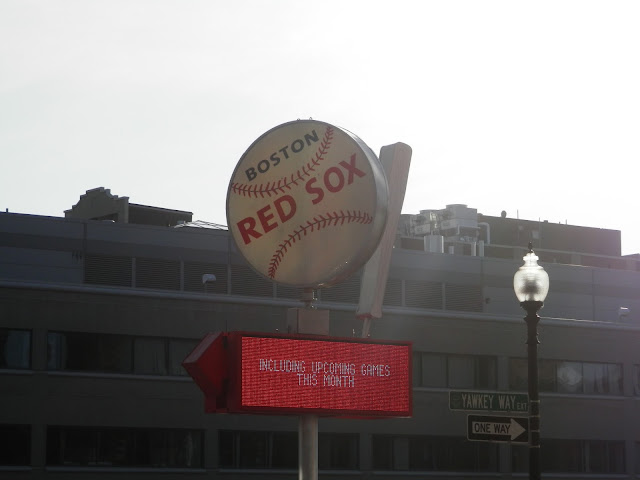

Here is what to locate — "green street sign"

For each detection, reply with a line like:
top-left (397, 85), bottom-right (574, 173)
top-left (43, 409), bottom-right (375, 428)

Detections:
top-left (449, 391), bottom-right (528, 413)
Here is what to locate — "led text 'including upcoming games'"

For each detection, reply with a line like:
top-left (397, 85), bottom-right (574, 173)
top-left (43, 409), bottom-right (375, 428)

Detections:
top-left (234, 333), bottom-right (411, 417)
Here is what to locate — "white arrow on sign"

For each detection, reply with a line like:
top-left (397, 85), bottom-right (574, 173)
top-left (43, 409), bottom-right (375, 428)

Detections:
top-left (508, 418), bottom-right (526, 440)
top-left (471, 417), bottom-right (526, 440)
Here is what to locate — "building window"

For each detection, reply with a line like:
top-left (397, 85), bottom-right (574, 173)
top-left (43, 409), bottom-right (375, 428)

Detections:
top-left (372, 434), bottom-right (498, 472)
top-left (318, 433), bottom-right (358, 470)
top-left (0, 329), bottom-right (31, 369)
top-left (219, 430), bottom-right (297, 469)
top-left (509, 358), bottom-right (622, 395)
top-left (539, 359), bottom-right (559, 392)
top-left (556, 361), bottom-right (583, 393)
top-left (582, 362), bottom-right (623, 394)
top-left (413, 352), bottom-right (497, 389)
top-left (47, 332), bottom-right (132, 373)
top-left (46, 426), bottom-right (202, 468)
top-left (588, 440), bottom-right (625, 473)
top-left (218, 431), bottom-right (358, 470)
top-left (634, 365), bottom-right (640, 396)
top-left (0, 425), bottom-right (30, 466)
top-left (133, 337), bottom-right (166, 375)
top-left (413, 353), bottom-right (446, 387)
top-left (47, 332), bottom-right (197, 376)
top-left (513, 439), bottom-right (625, 474)
top-left (449, 354), bottom-right (496, 389)
top-left (168, 339), bottom-right (197, 376)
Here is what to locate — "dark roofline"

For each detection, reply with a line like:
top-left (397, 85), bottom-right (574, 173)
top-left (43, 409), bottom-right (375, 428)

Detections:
top-left (129, 203), bottom-right (192, 216)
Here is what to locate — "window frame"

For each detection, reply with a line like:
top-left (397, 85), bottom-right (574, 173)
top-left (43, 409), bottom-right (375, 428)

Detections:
top-left (509, 358), bottom-right (623, 395)
top-left (46, 426), bottom-right (203, 469)
top-left (47, 331), bottom-right (197, 377)
top-left (372, 433), bottom-right (499, 472)
top-left (218, 430), bottom-right (359, 471)
top-left (413, 352), bottom-right (497, 390)
top-left (0, 328), bottom-right (32, 370)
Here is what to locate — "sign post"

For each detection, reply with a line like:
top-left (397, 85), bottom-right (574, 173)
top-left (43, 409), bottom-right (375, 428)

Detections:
top-left (295, 290), bottom-right (323, 480)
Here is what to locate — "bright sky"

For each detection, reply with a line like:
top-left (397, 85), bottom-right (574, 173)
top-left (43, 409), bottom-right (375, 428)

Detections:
top-left (1, 1), bottom-right (639, 255)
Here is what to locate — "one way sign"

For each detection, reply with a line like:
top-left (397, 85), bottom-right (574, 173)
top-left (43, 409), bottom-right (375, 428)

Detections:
top-left (467, 415), bottom-right (529, 443)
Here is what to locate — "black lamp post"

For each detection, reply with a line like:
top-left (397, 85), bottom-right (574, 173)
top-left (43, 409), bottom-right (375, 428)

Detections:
top-left (513, 242), bottom-right (549, 480)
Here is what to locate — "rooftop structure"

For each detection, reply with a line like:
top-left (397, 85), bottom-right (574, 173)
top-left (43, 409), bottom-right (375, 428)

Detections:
top-left (65, 187), bottom-right (192, 227)
top-left (399, 203), bottom-right (634, 271)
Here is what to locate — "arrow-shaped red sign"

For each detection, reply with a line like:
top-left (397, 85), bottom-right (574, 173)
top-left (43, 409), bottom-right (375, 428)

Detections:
top-left (182, 332), bottom-right (229, 412)
top-left (182, 331), bottom-right (412, 417)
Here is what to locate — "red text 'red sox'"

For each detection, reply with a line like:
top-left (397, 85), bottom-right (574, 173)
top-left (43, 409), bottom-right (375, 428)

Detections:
top-left (236, 154), bottom-right (365, 245)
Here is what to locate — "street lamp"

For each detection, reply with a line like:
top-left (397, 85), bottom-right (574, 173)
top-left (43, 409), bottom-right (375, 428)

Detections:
top-left (513, 242), bottom-right (549, 480)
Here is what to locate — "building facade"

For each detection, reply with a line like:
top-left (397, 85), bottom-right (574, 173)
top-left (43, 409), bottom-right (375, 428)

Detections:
top-left (2, 195), bottom-right (640, 479)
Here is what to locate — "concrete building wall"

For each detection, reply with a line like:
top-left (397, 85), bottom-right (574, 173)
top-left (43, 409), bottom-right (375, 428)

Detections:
top-left (2, 211), bottom-right (640, 479)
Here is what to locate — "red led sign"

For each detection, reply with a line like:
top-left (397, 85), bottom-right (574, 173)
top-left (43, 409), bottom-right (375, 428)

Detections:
top-left (184, 332), bottom-right (412, 418)
top-left (233, 334), bottom-right (411, 416)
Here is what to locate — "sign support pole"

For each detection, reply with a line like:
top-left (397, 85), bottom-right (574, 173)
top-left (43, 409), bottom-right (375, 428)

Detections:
top-left (299, 414), bottom-right (318, 480)
top-left (294, 287), bottom-right (327, 480)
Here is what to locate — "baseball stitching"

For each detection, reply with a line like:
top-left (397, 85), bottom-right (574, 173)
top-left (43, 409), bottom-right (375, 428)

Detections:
top-left (231, 126), bottom-right (334, 198)
top-left (267, 210), bottom-right (373, 279)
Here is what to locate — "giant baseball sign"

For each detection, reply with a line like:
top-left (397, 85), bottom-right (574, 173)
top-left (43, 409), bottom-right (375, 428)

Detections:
top-left (226, 120), bottom-right (388, 288)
